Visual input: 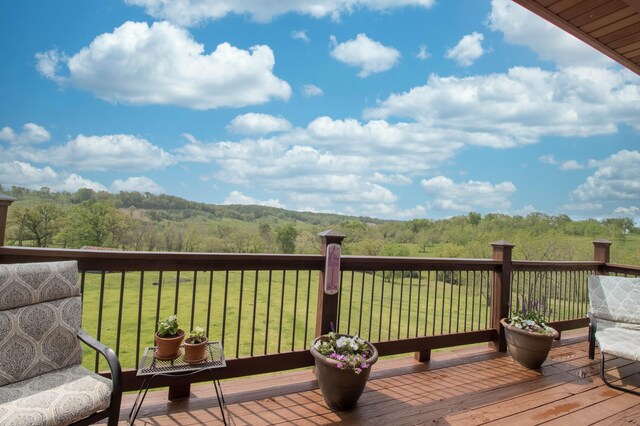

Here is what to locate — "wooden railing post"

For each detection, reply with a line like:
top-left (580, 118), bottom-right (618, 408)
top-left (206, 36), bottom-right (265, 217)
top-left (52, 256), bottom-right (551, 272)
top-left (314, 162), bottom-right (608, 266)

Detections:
top-left (491, 240), bottom-right (515, 352)
top-left (0, 193), bottom-right (16, 246)
top-left (593, 239), bottom-right (612, 270)
top-left (315, 230), bottom-right (346, 337)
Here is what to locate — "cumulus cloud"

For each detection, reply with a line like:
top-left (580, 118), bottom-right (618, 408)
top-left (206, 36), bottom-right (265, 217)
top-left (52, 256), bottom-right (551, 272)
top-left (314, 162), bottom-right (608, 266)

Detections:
top-left (290, 30), bottom-right (310, 42)
top-left (489, 0), bottom-right (613, 69)
top-left (301, 84), bottom-right (324, 97)
top-left (330, 34), bottom-right (400, 77)
top-left (445, 32), bottom-right (485, 67)
top-left (36, 21), bottom-right (291, 109)
top-left (571, 150), bottom-right (640, 203)
top-left (13, 134), bottom-right (175, 171)
top-left (417, 44), bottom-right (430, 60)
top-left (125, 0), bottom-right (435, 26)
top-left (370, 172), bottom-right (412, 185)
top-left (227, 113), bottom-right (292, 135)
top-left (0, 123), bottom-right (51, 145)
top-left (223, 190), bottom-right (285, 208)
top-left (365, 66), bottom-right (640, 147)
top-left (112, 176), bottom-right (165, 194)
top-left (613, 206), bottom-right (640, 217)
top-left (0, 161), bottom-right (108, 192)
top-left (420, 176), bottom-right (516, 211)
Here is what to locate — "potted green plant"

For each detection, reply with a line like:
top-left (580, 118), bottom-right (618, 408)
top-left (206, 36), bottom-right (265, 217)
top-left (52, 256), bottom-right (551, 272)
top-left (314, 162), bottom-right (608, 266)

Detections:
top-left (184, 326), bottom-right (208, 363)
top-left (310, 331), bottom-right (378, 410)
top-left (501, 302), bottom-right (558, 369)
top-left (155, 314), bottom-right (184, 360)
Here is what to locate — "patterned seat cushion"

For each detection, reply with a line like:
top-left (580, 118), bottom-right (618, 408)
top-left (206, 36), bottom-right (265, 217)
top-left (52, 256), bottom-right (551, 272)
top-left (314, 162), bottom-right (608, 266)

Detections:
top-left (0, 261), bottom-right (79, 311)
top-left (595, 319), bottom-right (640, 361)
top-left (0, 297), bottom-right (83, 386)
top-left (0, 364), bottom-right (112, 426)
top-left (588, 275), bottom-right (640, 324)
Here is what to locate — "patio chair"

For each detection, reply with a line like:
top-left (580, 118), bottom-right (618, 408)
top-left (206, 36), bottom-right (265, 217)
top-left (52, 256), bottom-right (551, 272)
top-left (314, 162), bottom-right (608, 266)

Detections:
top-left (0, 261), bottom-right (122, 425)
top-left (588, 274), bottom-right (640, 396)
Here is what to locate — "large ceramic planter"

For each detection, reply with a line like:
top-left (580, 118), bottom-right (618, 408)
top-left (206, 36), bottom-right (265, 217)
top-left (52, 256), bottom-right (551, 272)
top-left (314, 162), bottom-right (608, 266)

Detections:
top-left (184, 337), bottom-right (208, 363)
top-left (155, 330), bottom-right (185, 360)
top-left (310, 334), bottom-right (379, 410)
top-left (501, 319), bottom-right (558, 369)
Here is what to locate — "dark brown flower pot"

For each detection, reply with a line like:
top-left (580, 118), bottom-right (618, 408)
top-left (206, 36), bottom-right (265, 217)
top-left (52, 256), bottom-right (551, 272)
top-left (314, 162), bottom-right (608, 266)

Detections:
top-left (501, 319), bottom-right (558, 369)
top-left (310, 335), bottom-right (378, 411)
top-left (184, 337), bottom-right (208, 363)
top-left (155, 330), bottom-right (184, 360)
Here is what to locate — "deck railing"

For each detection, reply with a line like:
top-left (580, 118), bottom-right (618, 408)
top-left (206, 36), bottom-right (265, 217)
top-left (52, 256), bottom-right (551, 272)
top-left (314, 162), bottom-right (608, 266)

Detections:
top-left (1, 198), bottom-right (639, 397)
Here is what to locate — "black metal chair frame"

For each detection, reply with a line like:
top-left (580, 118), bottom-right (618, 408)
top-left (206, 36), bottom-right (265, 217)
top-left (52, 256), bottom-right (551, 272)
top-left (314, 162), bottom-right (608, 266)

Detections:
top-left (73, 329), bottom-right (123, 426)
top-left (588, 313), bottom-right (640, 396)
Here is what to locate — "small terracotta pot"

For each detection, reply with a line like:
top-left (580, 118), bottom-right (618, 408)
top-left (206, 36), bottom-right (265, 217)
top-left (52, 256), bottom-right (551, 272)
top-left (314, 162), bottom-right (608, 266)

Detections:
top-left (155, 330), bottom-right (184, 360)
top-left (184, 337), bottom-right (208, 363)
top-left (310, 334), bottom-right (378, 411)
top-left (501, 318), bottom-right (558, 369)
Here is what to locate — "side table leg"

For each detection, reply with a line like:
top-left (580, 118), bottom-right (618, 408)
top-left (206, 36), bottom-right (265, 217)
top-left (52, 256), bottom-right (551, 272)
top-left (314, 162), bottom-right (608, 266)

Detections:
top-left (129, 376), bottom-right (155, 425)
top-left (209, 371), bottom-right (228, 426)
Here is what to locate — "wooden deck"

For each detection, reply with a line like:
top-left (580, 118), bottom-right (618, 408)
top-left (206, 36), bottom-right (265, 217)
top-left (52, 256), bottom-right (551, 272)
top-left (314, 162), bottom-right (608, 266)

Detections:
top-left (120, 330), bottom-right (640, 425)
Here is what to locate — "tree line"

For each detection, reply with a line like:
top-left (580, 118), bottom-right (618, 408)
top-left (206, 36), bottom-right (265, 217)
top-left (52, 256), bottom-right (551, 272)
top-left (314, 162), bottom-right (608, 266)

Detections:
top-left (2, 186), bottom-right (637, 263)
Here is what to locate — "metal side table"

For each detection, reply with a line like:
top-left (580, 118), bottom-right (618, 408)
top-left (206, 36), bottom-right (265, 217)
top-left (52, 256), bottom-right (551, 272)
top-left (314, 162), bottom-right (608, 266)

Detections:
top-left (129, 341), bottom-right (227, 425)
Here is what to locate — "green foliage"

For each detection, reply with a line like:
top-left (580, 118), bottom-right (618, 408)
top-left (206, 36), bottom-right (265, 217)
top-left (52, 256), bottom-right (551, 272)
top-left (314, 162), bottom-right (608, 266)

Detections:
top-left (3, 186), bottom-right (640, 263)
top-left (157, 314), bottom-right (180, 337)
top-left (276, 223), bottom-right (298, 254)
top-left (188, 326), bottom-right (206, 344)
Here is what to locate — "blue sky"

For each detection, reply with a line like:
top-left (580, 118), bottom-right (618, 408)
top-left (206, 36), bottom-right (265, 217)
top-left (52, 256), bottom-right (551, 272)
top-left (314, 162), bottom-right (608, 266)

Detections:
top-left (1, 0), bottom-right (639, 221)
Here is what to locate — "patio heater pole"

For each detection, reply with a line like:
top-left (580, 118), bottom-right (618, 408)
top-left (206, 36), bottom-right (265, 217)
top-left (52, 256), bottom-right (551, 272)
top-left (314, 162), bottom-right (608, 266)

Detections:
top-left (315, 230), bottom-right (346, 337)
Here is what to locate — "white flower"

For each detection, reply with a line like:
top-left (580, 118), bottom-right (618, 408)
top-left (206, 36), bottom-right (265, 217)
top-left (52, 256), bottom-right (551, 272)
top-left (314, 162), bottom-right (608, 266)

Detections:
top-left (336, 336), bottom-right (348, 348)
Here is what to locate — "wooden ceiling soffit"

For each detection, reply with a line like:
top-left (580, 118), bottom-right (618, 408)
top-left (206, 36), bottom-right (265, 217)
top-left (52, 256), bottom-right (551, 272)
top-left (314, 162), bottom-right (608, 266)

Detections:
top-left (511, 0), bottom-right (640, 76)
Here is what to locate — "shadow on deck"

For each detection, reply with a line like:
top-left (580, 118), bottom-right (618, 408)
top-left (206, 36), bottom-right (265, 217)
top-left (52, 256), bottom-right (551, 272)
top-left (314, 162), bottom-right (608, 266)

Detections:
top-left (118, 330), bottom-right (640, 425)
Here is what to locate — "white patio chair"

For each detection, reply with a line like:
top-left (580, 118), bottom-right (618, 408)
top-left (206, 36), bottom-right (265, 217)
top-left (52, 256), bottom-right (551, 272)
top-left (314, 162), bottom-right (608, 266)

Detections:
top-left (0, 261), bottom-right (122, 425)
top-left (588, 274), bottom-right (640, 395)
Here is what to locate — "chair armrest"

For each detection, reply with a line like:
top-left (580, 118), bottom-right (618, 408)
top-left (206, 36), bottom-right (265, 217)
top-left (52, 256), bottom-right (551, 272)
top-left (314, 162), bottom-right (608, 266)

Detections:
top-left (77, 329), bottom-right (123, 406)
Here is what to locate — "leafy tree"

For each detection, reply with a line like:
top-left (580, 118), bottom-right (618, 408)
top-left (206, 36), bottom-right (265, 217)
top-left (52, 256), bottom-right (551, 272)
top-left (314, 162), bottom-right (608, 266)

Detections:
top-left (22, 203), bottom-right (64, 247)
top-left (276, 223), bottom-right (297, 253)
top-left (61, 200), bottom-right (128, 247)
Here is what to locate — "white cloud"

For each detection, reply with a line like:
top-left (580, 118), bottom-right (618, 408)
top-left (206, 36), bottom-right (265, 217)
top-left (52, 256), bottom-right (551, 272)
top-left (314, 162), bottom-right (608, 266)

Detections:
top-left (445, 32), bottom-right (485, 67)
top-left (125, 0), bottom-right (435, 26)
top-left (559, 160), bottom-right (583, 171)
top-left (330, 34), bottom-right (400, 78)
top-left (489, 0), bottom-right (613, 69)
top-left (14, 134), bottom-right (174, 172)
top-left (37, 21), bottom-right (291, 109)
top-left (223, 190), bottom-right (285, 208)
top-left (365, 66), bottom-right (640, 147)
top-left (417, 44), bottom-right (430, 60)
top-left (370, 172), bottom-right (412, 185)
top-left (227, 113), bottom-right (292, 135)
top-left (420, 176), bottom-right (516, 211)
top-left (34, 50), bottom-right (67, 84)
top-left (561, 202), bottom-right (603, 211)
top-left (290, 30), bottom-right (310, 43)
top-left (613, 206), bottom-right (640, 217)
top-left (301, 84), bottom-right (324, 97)
top-left (0, 161), bottom-right (108, 192)
top-left (112, 176), bottom-right (165, 194)
top-left (0, 123), bottom-right (51, 145)
top-left (571, 150), bottom-right (640, 202)
top-left (539, 155), bottom-right (557, 165)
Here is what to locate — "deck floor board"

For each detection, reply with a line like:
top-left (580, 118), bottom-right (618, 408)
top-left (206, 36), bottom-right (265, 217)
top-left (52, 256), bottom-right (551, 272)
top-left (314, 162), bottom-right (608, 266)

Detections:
top-left (118, 331), bottom-right (640, 425)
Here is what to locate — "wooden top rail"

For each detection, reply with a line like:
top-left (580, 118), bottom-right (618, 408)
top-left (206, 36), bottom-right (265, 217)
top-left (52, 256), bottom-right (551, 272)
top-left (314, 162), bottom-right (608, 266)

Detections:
top-left (604, 263), bottom-right (640, 275)
top-left (512, 260), bottom-right (603, 272)
top-left (341, 255), bottom-right (500, 271)
top-left (0, 246), bottom-right (325, 271)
